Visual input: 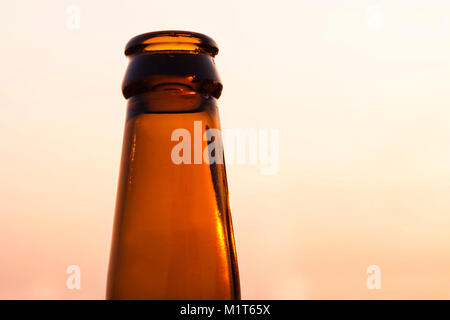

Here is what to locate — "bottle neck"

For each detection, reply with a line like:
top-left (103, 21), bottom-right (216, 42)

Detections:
top-left (122, 52), bottom-right (222, 99)
top-left (126, 89), bottom-right (218, 118)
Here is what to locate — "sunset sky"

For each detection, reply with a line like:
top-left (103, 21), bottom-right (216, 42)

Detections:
top-left (1, 0), bottom-right (450, 299)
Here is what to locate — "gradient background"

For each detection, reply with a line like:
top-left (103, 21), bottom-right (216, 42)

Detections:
top-left (1, 0), bottom-right (450, 299)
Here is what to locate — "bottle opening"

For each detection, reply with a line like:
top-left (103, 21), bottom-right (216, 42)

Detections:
top-left (125, 30), bottom-right (219, 57)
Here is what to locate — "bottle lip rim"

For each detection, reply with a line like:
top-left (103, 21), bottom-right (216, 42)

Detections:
top-left (124, 30), bottom-right (219, 57)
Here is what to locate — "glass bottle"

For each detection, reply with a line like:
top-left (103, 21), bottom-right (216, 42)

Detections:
top-left (106, 31), bottom-right (240, 299)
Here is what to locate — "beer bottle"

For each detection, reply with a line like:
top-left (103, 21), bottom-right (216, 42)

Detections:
top-left (106, 31), bottom-right (240, 299)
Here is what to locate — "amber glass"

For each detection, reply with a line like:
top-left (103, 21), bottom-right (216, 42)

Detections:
top-left (106, 31), bottom-right (240, 299)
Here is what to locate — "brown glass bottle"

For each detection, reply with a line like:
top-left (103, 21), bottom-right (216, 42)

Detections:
top-left (106, 31), bottom-right (240, 300)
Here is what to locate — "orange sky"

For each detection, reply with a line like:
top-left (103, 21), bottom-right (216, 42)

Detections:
top-left (1, 0), bottom-right (450, 299)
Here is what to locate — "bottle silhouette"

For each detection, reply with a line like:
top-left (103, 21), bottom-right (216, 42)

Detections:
top-left (106, 31), bottom-right (240, 299)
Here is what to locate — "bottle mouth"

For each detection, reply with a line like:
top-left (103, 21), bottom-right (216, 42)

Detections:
top-left (124, 30), bottom-right (219, 57)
